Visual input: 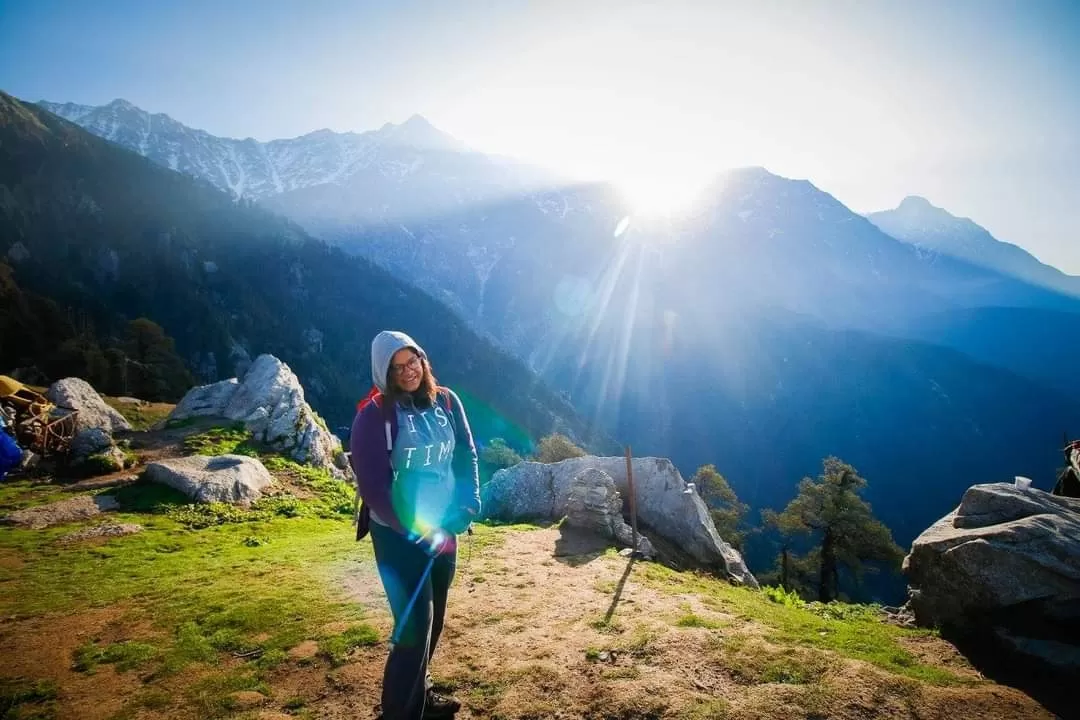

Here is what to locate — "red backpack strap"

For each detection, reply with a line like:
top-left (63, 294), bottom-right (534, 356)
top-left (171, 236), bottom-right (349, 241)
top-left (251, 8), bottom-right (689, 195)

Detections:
top-left (437, 386), bottom-right (453, 414)
top-left (357, 386), bottom-right (392, 453)
top-left (357, 385), bottom-right (381, 413)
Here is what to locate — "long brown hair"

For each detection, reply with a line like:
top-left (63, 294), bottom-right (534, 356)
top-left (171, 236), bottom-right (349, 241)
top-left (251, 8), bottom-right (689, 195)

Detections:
top-left (384, 350), bottom-right (439, 408)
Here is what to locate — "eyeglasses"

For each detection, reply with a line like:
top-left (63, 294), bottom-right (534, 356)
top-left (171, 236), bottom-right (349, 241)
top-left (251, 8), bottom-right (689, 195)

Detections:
top-left (391, 355), bottom-right (422, 376)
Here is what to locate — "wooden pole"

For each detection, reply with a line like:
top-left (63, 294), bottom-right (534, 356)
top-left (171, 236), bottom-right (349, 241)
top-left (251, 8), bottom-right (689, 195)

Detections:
top-left (625, 446), bottom-right (639, 556)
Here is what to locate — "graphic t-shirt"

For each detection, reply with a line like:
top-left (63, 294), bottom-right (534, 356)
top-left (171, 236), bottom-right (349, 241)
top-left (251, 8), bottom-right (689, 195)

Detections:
top-left (385, 398), bottom-right (456, 533)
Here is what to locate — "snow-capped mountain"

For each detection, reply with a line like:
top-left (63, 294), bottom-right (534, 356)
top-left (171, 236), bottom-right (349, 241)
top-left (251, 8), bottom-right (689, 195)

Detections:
top-left (37, 98), bottom-right (547, 207)
top-left (867, 195), bottom-right (1080, 297)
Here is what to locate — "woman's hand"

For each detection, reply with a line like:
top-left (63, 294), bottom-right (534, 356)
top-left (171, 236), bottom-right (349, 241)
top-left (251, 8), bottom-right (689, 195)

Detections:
top-left (413, 528), bottom-right (455, 557)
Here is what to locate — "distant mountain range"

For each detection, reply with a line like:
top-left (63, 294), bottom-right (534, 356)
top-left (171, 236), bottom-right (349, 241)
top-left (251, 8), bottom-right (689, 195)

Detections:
top-left (14, 93), bottom-right (1080, 580)
top-left (868, 195), bottom-right (1080, 299)
top-left (2, 91), bottom-right (601, 454)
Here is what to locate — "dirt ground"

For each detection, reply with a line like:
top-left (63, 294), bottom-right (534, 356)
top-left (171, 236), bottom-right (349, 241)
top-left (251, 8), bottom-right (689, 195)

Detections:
top-left (3, 524), bottom-right (1055, 720)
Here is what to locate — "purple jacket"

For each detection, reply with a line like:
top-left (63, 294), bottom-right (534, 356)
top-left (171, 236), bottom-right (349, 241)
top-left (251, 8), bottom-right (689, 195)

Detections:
top-left (349, 387), bottom-right (480, 536)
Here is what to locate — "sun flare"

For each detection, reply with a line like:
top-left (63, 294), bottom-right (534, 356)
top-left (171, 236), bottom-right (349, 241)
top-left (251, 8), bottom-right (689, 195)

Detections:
top-left (616, 168), bottom-right (713, 217)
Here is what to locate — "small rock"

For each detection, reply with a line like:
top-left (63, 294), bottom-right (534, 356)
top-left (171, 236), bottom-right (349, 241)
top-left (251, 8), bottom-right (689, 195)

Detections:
top-left (77, 446), bottom-right (134, 477)
top-left (59, 523), bottom-right (143, 543)
top-left (71, 428), bottom-right (114, 463)
top-left (3, 494), bottom-right (117, 530)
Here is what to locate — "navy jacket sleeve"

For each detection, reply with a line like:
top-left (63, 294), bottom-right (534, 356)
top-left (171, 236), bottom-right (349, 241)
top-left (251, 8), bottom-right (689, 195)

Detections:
top-left (447, 389), bottom-right (481, 521)
top-left (349, 401), bottom-right (407, 536)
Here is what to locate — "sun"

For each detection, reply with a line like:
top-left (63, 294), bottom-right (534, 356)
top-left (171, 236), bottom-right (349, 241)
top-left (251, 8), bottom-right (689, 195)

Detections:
top-left (615, 167), bottom-right (713, 217)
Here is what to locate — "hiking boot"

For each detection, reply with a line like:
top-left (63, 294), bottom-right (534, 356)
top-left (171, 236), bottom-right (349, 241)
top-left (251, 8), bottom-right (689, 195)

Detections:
top-left (424, 689), bottom-right (461, 717)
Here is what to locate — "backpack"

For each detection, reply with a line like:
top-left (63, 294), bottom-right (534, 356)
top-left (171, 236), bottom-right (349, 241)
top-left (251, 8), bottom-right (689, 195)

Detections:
top-left (353, 386), bottom-right (455, 540)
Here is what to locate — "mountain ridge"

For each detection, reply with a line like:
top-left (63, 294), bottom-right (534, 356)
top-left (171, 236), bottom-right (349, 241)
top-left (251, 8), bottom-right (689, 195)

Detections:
top-left (868, 195), bottom-right (1080, 298)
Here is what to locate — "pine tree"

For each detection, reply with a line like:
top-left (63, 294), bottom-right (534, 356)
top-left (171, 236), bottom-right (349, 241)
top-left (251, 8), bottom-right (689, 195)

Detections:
top-left (533, 433), bottom-right (586, 463)
top-left (692, 464), bottom-right (749, 550)
top-left (766, 457), bottom-right (903, 602)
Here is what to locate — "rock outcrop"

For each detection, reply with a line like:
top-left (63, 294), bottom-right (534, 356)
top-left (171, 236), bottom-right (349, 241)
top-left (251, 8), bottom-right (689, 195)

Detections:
top-left (45, 377), bottom-right (131, 433)
top-left (483, 456), bottom-right (757, 587)
top-left (167, 354), bottom-right (346, 477)
top-left (903, 482), bottom-right (1080, 675)
top-left (565, 468), bottom-right (654, 558)
top-left (143, 454), bottom-right (274, 506)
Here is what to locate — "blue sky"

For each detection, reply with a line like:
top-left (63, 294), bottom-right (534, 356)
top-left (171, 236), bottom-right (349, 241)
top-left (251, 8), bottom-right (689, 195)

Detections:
top-left (2, 0), bottom-right (1078, 272)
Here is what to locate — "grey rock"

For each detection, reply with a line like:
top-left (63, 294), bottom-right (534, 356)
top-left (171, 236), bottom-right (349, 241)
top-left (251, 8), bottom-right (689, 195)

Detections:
top-left (904, 482), bottom-right (1080, 674)
top-left (484, 456), bottom-right (756, 587)
top-left (70, 427), bottom-right (114, 463)
top-left (168, 378), bottom-right (239, 419)
top-left (4, 494), bottom-right (118, 529)
top-left (167, 355), bottom-right (346, 478)
top-left (143, 454), bottom-right (274, 506)
top-left (45, 378), bottom-right (131, 433)
top-left (565, 468), bottom-right (654, 558)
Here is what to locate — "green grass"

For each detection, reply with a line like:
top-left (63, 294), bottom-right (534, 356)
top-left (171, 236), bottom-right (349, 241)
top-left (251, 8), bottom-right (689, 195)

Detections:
top-left (638, 563), bottom-right (965, 685)
top-left (0, 478), bottom-right (72, 514)
top-left (0, 678), bottom-right (58, 719)
top-left (102, 397), bottom-right (176, 432)
top-left (182, 426), bottom-right (261, 457)
top-left (675, 612), bottom-right (726, 629)
top-left (73, 640), bottom-right (159, 673)
top-left (679, 698), bottom-right (730, 720)
top-left (0, 482), bottom-right (377, 688)
top-left (317, 624), bottom-right (380, 666)
top-left (186, 670), bottom-right (268, 718)
top-left (717, 635), bottom-right (834, 685)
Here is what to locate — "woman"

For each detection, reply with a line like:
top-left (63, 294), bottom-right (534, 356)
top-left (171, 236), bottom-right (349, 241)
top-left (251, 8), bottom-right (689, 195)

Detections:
top-left (349, 330), bottom-right (480, 720)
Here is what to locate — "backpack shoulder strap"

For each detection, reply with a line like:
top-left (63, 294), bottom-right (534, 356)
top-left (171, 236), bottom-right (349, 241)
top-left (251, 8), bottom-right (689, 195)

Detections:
top-left (437, 386), bottom-right (454, 414)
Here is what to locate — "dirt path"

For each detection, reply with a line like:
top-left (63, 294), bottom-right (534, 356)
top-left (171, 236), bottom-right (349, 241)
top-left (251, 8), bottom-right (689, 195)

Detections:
top-left (302, 526), bottom-right (1053, 720)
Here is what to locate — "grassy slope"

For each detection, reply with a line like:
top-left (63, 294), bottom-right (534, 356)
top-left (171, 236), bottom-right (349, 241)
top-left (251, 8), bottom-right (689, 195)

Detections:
top-left (0, 419), bottom-right (1053, 720)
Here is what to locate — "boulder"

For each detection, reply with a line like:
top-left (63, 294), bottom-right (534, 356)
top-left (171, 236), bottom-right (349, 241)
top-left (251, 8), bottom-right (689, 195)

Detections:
top-left (45, 378), bottom-right (131, 433)
top-left (903, 482), bottom-right (1080, 674)
top-left (484, 456), bottom-right (757, 587)
top-left (70, 428), bottom-right (114, 463)
top-left (168, 379), bottom-right (240, 419)
top-left (166, 355), bottom-right (346, 477)
top-left (143, 454), bottom-right (274, 506)
top-left (565, 468), bottom-right (654, 558)
top-left (68, 428), bottom-right (135, 476)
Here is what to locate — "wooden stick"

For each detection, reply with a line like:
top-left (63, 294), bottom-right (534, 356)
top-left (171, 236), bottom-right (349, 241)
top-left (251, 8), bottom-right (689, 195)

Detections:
top-left (625, 446), bottom-right (639, 555)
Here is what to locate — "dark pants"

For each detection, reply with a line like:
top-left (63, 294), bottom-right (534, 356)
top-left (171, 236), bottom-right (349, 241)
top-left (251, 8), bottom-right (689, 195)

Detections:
top-left (370, 522), bottom-right (457, 720)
